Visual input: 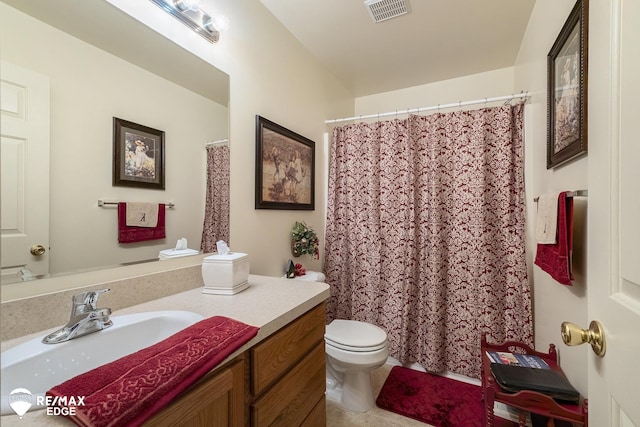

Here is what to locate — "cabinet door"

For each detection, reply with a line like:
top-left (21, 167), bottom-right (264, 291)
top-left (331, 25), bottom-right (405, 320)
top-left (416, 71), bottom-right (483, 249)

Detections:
top-left (144, 358), bottom-right (244, 427)
top-left (251, 303), bottom-right (325, 395)
top-left (252, 342), bottom-right (325, 427)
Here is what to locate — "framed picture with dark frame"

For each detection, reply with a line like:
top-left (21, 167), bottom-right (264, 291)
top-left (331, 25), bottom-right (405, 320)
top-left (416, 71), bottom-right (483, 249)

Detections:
top-left (255, 115), bottom-right (315, 210)
top-left (546, 0), bottom-right (588, 169)
top-left (113, 117), bottom-right (165, 190)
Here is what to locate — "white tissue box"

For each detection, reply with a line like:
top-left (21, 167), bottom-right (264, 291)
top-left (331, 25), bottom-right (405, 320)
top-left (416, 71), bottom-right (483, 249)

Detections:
top-left (159, 248), bottom-right (200, 260)
top-left (201, 252), bottom-right (250, 295)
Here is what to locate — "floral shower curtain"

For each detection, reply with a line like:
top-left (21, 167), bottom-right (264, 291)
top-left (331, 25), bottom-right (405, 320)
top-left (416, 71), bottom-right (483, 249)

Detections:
top-left (201, 144), bottom-right (230, 253)
top-left (324, 103), bottom-right (532, 379)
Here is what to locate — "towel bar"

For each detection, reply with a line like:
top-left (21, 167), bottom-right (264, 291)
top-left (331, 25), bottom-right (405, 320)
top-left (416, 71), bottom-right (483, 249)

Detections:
top-left (533, 190), bottom-right (587, 203)
top-left (98, 200), bottom-right (175, 208)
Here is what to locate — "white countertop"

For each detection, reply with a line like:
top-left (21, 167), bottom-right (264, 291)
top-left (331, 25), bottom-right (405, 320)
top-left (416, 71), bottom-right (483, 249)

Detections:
top-left (0, 274), bottom-right (330, 426)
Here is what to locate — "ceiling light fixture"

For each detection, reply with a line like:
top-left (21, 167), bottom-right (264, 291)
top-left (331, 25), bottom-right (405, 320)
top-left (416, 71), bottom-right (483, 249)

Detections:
top-left (150, 0), bottom-right (220, 43)
top-left (173, 0), bottom-right (200, 12)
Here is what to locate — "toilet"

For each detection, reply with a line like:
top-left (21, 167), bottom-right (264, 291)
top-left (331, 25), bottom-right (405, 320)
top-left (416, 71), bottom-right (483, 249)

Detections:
top-left (324, 319), bottom-right (389, 412)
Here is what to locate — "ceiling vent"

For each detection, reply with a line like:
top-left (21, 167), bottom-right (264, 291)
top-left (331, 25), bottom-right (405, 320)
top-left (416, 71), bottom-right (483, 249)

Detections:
top-left (364, 0), bottom-right (411, 23)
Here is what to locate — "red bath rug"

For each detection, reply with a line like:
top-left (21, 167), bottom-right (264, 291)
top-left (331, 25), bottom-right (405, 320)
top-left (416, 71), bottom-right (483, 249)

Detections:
top-left (376, 366), bottom-right (485, 427)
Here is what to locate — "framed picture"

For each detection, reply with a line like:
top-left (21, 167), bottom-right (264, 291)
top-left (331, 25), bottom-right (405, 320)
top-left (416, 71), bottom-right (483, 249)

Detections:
top-left (255, 115), bottom-right (315, 210)
top-left (113, 117), bottom-right (165, 189)
top-left (546, 0), bottom-right (588, 169)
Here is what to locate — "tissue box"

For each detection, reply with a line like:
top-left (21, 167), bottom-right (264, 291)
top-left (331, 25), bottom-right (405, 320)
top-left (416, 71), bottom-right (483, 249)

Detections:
top-left (159, 248), bottom-right (200, 260)
top-left (202, 253), bottom-right (250, 295)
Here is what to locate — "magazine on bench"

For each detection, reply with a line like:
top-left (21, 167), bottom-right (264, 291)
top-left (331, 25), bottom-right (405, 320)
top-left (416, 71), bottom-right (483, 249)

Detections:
top-left (489, 364), bottom-right (580, 404)
top-left (485, 351), bottom-right (550, 369)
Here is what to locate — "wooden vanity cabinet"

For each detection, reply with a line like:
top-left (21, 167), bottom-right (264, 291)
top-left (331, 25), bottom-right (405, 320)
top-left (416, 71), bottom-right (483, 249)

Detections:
top-left (144, 302), bottom-right (327, 427)
top-left (145, 356), bottom-right (245, 427)
top-left (250, 302), bottom-right (326, 427)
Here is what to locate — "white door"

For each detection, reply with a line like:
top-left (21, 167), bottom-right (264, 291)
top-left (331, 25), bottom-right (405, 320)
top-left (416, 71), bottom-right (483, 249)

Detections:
top-left (587, 0), bottom-right (640, 425)
top-left (1, 61), bottom-right (50, 283)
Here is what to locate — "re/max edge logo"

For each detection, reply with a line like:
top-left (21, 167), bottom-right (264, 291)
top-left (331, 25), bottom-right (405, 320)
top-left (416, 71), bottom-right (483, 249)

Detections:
top-left (9, 388), bottom-right (86, 418)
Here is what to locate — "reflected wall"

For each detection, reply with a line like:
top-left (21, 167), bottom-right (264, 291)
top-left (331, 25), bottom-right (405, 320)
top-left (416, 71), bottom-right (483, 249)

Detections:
top-left (0, 1), bottom-right (229, 281)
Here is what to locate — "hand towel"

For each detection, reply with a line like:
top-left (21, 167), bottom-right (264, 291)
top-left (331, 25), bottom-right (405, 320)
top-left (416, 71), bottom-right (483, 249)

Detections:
top-left (118, 203), bottom-right (165, 243)
top-left (125, 202), bottom-right (159, 227)
top-left (46, 316), bottom-right (259, 427)
top-left (535, 192), bottom-right (561, 244)
top-left (534, 192), bottom-right (574, 285)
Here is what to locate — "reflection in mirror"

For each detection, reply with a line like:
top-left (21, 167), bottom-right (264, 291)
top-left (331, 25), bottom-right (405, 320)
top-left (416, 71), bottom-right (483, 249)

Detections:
top-left (0, 0), bottom-right (230, 285)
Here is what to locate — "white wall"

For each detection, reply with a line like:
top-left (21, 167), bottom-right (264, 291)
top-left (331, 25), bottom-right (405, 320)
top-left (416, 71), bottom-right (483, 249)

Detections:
top-left (514, 0), bottom-right (588, 395)
top-left (0, 3), bottom-right (228, 275)
top-left (354, 67), bottom-right (515, 117)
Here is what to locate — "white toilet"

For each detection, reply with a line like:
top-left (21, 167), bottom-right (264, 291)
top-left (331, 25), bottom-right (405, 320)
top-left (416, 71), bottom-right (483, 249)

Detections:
top-left (324, 319), bottom-right (389, 412)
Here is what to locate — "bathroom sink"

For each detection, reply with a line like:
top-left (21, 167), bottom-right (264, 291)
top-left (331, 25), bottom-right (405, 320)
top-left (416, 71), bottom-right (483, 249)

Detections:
top-left (0, 310), bottom-right (204, 415)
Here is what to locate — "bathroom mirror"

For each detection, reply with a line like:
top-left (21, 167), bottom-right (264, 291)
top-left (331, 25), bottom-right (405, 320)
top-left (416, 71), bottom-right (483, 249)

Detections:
top-left (0, 0), bottom-right (229, 285)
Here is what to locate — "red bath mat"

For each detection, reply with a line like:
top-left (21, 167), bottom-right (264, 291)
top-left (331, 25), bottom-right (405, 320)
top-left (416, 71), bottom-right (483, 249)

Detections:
top-left (376, 366), bottom-right (485, 427)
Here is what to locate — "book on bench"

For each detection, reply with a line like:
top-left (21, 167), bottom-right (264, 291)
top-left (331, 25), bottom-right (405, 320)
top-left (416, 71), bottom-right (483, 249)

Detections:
top-left (489, 363), bottom-right (581, 404)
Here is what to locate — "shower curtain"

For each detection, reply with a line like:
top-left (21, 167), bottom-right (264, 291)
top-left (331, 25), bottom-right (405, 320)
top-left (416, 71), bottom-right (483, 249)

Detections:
top-left (324, 103), bottom-right (532, 379)
top-left (201, 144), bottom-right (230, 253)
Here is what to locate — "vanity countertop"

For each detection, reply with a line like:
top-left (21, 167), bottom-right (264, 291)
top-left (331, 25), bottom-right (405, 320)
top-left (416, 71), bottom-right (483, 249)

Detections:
top-left (0, 274), bottom-right (330, 426)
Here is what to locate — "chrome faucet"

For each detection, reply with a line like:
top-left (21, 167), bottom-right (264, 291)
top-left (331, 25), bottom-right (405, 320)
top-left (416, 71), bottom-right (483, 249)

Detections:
top-left (42, 289), bottom-right (113, 344)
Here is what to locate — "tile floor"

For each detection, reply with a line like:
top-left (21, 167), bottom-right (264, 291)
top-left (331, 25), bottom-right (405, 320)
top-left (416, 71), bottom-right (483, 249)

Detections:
top-left (325, 363), bottom-right (431, 426)
top-left (326, 363), bottom-right (521, 427)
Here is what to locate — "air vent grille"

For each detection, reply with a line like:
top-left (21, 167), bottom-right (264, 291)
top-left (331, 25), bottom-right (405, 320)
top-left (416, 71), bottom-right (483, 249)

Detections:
top-left (364, 0), bottom-right (411, 23)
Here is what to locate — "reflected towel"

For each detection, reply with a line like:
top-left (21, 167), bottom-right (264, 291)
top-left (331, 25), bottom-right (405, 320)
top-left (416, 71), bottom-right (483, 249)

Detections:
top-left (118, 203), bottom-right (165, 243)
top-left (535, 192), bottom-right (561, 244)
top-left (125, 202), bottom-right (159, 227)
top-left (534, 192), bottom-right (574, 285)
top-left (46, 316), bottom-right (259, 427)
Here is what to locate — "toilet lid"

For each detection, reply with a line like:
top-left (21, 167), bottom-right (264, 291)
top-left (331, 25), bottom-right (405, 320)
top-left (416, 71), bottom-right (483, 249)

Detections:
top-left (325, 320), bottom-right (387, 351)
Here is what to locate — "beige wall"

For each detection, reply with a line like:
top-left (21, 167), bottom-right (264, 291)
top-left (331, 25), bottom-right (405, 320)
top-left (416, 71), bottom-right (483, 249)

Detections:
top-left (354, 67), bottom-right (515, 117)
top-left (515, 0), bottom-right (588, 395)
top-left (0, 3), bottom-right (228, 277)
top-left (1, 0), bottom-right (353, 302)
top-left (109, 0), bottom-right (354, 278)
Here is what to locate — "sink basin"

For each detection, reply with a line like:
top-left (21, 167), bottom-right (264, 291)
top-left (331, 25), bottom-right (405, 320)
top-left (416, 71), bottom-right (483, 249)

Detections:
top-left (0, 310), bottom-right (204, 415)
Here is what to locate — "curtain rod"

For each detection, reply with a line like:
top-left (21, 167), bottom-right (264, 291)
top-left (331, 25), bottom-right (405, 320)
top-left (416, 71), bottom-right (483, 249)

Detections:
top-left (325, 92), bottom-right (529, 124)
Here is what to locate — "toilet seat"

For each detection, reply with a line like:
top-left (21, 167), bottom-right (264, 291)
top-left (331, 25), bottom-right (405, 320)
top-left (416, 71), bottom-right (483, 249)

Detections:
top-left (325, 319), bottom-right (387, 352)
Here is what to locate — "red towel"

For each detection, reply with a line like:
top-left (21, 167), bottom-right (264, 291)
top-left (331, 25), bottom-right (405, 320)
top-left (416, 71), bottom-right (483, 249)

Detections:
top-left (534, 191), bottom-right (574, 285)
top-left (46, 316), bottom-right (259, 427)
top-left (117, 203), bottom-right (166, 243)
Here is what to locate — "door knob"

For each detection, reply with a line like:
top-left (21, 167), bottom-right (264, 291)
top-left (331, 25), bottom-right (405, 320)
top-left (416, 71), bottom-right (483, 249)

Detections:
top-left (30, 245), bottom-right (46, 256)
top-left (561, 320), bottom-right (606, 357)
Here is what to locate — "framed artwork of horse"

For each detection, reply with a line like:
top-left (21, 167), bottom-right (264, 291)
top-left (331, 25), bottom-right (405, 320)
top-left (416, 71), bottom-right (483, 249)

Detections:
top-left (255, 115), bottom-right (315, 210)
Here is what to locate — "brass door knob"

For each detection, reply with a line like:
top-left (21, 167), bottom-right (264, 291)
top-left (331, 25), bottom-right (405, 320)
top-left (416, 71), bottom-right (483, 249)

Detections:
top-left (30, 245), bottom-right (46, 256)
top-left (561, 320), bottom-right (606, 357)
